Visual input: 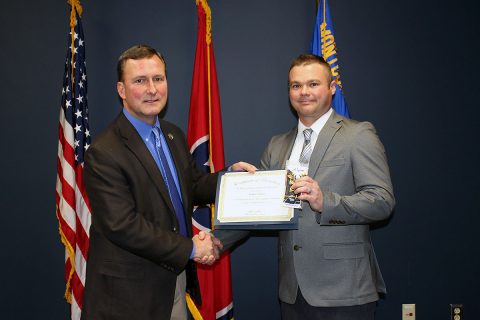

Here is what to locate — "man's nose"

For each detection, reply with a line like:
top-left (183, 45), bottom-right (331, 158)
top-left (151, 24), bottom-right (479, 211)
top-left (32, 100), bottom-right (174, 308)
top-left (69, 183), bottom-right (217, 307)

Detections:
top-left (146, 79), bottom-right (157, 94)
top-left (300, 84), bottom-right (309, 95)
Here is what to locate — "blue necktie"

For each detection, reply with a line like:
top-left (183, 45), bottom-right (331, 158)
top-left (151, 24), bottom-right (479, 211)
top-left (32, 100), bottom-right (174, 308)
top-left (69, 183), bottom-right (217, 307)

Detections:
top-left (152, 127), bottom-right (188, 236)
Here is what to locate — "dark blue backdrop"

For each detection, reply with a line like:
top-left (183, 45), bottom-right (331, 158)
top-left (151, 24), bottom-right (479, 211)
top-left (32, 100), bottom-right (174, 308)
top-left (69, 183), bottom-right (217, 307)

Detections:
top-left (1, 0), bottom-right (479, 319)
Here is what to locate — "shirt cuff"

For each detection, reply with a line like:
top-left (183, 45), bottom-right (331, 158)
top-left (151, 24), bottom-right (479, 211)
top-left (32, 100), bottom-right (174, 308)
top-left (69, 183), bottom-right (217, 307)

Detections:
top-left (190, 240), bottom-right (196, 259)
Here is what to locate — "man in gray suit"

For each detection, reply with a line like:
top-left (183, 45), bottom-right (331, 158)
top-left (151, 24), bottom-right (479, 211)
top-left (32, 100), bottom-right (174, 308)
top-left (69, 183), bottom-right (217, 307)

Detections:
top-left (216, 54), bottom-right (395, 319)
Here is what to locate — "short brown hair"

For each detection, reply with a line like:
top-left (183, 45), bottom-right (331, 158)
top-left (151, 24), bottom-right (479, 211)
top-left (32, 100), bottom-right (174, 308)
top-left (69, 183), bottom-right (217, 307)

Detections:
top-left (288, 54), bottom-right (332, 83)
top-left (117, 44), bottom-right (166, 81)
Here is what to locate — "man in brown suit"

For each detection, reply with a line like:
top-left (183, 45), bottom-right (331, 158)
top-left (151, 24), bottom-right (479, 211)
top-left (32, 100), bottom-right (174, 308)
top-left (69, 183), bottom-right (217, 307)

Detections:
top-left (81, 44), bottom-right (253, 320)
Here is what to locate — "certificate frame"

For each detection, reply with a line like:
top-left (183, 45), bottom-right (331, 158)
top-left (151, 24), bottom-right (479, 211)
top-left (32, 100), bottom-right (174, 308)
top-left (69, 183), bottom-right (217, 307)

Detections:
top-left (214, 170), bottom-right (298, 230)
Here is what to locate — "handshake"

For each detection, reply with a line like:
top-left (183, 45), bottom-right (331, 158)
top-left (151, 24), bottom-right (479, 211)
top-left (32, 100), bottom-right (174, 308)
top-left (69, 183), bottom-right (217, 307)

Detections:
top-left (192, 231), bottom-right (224, 266)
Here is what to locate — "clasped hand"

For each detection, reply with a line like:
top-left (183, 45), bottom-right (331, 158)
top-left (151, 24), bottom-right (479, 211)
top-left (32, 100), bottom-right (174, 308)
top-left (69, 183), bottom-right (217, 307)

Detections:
top-left (192, 231), bottom-right (224, 266)
top-left (191, 161), bottom-right (254, 266)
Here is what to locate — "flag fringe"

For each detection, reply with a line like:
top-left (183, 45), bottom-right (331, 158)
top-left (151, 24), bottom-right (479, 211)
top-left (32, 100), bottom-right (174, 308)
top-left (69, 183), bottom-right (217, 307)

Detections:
top-left (196, 0), bottom-right (211, 45)
top-left (56, 204), bottom-right (76, 303)
top-left (195, 0), bottom-right (215, 173)
top-left (68, 0), bottom-right (83, 21)
top-left (68, 1), bottom-right (83, 94)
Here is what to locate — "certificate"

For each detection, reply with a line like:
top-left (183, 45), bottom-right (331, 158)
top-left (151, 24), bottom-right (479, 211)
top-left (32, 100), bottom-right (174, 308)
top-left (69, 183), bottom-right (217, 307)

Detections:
top-left (214, 170), bottom-right (297, 229)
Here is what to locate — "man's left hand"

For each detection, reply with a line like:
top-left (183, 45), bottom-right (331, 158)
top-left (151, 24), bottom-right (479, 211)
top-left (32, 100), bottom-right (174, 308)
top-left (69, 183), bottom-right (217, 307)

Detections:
top-left (292, 176), bottom-right (323, 212)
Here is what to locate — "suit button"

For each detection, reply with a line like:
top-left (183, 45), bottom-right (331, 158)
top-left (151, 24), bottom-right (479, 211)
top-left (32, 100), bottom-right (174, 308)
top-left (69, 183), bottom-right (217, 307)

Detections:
top-left (173, 227), bottom-right (177, 232)
top-left (293, 245), bottom-right (301, 251)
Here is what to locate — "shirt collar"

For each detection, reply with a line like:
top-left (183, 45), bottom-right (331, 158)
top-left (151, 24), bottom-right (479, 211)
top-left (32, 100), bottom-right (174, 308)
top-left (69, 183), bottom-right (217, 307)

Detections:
top-left (297, 107), bottom-right (333, 136)
top-left (123, 108), bottom-right (160, 141)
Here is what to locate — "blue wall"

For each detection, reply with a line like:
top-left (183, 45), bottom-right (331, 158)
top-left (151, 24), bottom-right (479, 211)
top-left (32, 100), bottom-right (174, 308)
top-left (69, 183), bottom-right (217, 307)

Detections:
top-left (1, 0), bottom-right (478, 319)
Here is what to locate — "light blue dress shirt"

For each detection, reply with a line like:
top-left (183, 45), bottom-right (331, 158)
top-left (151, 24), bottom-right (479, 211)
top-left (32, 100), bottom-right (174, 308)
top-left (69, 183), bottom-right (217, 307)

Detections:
top-left (122, 108), bottom-right (195, 258)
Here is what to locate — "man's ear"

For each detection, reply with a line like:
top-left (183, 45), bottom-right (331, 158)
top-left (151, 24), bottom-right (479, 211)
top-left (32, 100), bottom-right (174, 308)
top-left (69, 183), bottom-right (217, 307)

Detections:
top-left (117, 82), bottom-right (126, 100)
top-left (330, 79), bottom-right (337, 96)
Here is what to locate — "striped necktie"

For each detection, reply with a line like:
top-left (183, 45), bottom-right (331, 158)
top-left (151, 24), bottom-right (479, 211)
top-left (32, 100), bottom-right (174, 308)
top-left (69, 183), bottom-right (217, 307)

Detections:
top-left (299, 128), bottom-right (313, 164)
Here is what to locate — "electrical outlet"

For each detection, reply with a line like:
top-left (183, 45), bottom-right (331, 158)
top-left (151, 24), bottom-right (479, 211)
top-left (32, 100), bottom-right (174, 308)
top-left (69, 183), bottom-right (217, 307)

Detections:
top-left (450, 304), bottom-right (463, 320)
top-left (402, 304), bottom-right (416, 320)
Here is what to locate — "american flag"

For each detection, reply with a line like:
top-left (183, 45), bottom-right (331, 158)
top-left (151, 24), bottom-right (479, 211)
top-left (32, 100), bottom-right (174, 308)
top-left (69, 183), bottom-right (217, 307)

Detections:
top-left (55, 7), bottom-right (91, 320)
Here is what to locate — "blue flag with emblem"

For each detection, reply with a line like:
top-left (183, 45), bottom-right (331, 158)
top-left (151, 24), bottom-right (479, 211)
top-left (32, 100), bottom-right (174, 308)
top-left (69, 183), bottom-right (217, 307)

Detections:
top-left (310, 0), bottom-right (350, 118)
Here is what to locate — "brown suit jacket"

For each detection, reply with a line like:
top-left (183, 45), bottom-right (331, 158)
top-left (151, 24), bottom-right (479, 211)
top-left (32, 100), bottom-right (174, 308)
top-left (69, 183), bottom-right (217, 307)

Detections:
top-left (81, 113), bottom-right (217, 320)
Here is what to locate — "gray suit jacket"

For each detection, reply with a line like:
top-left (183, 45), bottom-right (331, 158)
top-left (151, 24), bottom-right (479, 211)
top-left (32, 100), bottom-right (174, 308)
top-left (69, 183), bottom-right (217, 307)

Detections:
top-left (217, 110), bottom-right (395, 307)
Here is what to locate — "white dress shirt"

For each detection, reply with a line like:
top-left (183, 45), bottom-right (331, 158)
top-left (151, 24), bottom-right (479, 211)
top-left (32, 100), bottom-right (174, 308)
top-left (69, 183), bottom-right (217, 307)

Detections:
top-left (289, 108), bottom-right (333, 162)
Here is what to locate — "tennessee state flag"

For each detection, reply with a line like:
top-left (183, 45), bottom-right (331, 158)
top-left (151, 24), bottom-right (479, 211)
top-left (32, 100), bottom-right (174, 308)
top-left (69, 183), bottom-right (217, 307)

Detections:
top-left (186, 1), bottom-right (234, 319)
top-left (311, 0), bottom-right (351, 118)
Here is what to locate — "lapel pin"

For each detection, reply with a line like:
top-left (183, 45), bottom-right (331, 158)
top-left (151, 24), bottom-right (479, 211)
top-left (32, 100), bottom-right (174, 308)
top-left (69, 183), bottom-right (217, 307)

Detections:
top-left (168, 133), bottom-right (174, 140)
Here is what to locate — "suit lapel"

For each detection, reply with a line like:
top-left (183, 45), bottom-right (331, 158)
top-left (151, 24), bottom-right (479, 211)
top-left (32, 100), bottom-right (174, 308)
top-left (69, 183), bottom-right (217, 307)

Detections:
top-left (279, 128), bottom-right (297, 169)
top-left (160, 121), bottom-right (191, 214)
top-left (116, 114), bottom-right (176, 215)
top-left (308, 111), bottom-right (342, 177)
